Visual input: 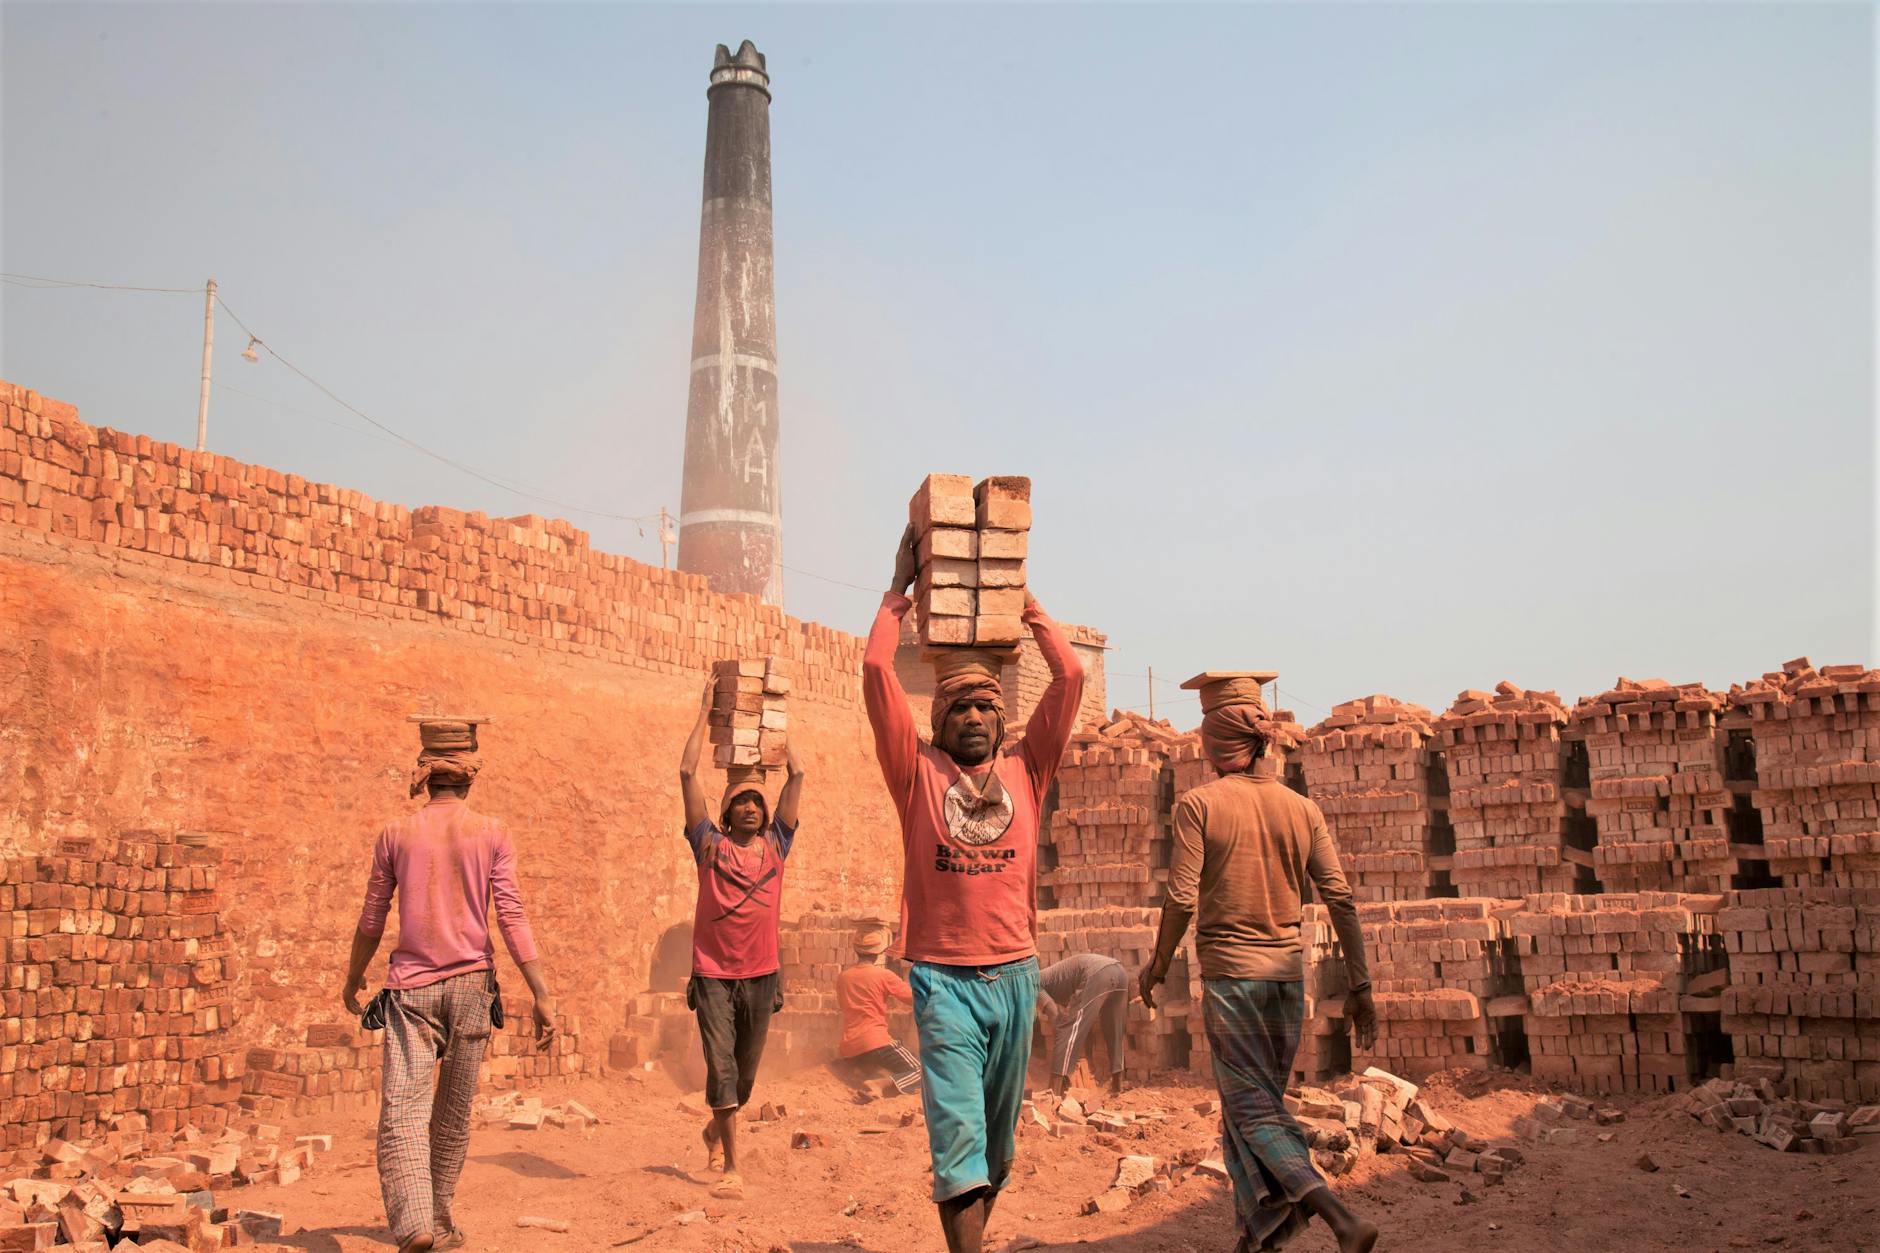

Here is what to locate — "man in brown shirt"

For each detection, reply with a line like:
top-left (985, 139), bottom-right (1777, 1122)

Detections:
top-left (1139, 673), bottom-right (1378, 1253)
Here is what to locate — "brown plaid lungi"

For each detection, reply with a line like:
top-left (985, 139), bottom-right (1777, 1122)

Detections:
top-left (377, 970), bottom-right (494, 1245)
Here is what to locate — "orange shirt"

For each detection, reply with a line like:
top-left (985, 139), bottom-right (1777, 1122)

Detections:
top-left (836, 962), bottom-right (914, 1057)
top-left (862, 593), bottom-right (1085, 966)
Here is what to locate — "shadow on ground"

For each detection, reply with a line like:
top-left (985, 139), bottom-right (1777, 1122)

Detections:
top-left (275, 1226), bottom-right (395, 1251)
top-left (469, 1149), bottom-right (584, 1179)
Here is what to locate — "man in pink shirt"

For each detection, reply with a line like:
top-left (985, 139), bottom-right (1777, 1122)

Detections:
top-left (864, 526), bottom-right (1084, 1253)
top-left (679, 681), bottom-right (806, 1201)
top-left (342, 719), bottom-right (556, 1253)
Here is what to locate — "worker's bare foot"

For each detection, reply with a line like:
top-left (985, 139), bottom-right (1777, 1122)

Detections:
top-left (710, 1170), bottom-right (745, 1200)
top-left (702, 1122), bottom-right (724, 1172)
top-left (1337, 1219), bottom-right (1379, 1253)
top-left (398, 1235), bottom-right (435, 1253)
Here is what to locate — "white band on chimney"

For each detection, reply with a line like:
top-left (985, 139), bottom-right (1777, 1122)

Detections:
top-left (681, 508), bottom-right (780, 527)
top-left (690, 352), bottom-right (777, 375)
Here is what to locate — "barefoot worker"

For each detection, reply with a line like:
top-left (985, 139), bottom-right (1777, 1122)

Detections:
top-left (343, 717), bottom-right (558, 1253)
top-left (678, 681), bottom-right (805, 1201)
top-left (863, 525), bottom-right (1085, 1253)
top-left (832, 917), bottom-right (921, 1096)
top-left (1138, 675), bottom-right (1381, 1253)
top-left (1037, 953), bottom-right (1130, 1098)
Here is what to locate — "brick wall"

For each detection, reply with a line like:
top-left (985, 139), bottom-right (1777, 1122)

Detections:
top-left (0, 379), bottom-right (922, 1148)
top-left (0, 380), bottom-right (865, 700)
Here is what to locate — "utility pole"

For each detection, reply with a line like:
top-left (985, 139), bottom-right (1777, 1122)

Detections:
top-left (195, 278), bottom-right (216, 452)
top-left (658, 506), bottom-right (675, 569)
top-left (1147, 665), bottom-right (1155, 720)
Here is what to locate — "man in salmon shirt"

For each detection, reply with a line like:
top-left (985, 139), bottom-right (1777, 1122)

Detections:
top-left (864, 525), bottom-right (1085, 1253)
top-left (833, 917), bottom-right (920, 1096)
top-left (342, 718), bottom-right (557, 1253)
top-left (679, 680), bottom-right (806, 1201)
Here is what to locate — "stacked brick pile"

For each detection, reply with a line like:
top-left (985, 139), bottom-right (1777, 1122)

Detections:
top-left (1436, 684), bottom-right (1583, 898)
top-left (1735, 658), bottom-right (1880, 890)
top-left (1573, 679), bottom-right (1740, 893)
top-left (1509, 893), bottom-right (1726, 1096)
top-left (710, 656), bottom-right (789, 769)
top-left (1042, 741), bottom-right (1171, 913)
top-left (1168, 736), bottom-right (1213, 799)
top-left (1716, 887), bottom-right (1878, 1102)
top-left (1300, 696), bottom-right (1441, 901)
top-left (906, 473), bottom-right (1031, 647)
top-left (0, 831), bottom-right (245, 1168)
top-left (1298, 899), bottom-right (1511, 1083)
top-left (242, 1013), bottom-right (589, 1125)
top-left (0, 380), bottom-right (867, 704)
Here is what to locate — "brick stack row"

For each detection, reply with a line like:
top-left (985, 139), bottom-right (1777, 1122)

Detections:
top-left (1716, 887), bottom-right (1878, 1102)
top-left (1574, 679), bottom-right (1742, 893)
top-left (0, 832), bottom-right (245, 1168)
top-left (1736, 659), bottom-right (1880, 890)
top-left (1300, 696), bottom-right (1441, 901)
top-left (710, 657), bottom-right (789, 769)
top-left (241, 1017), bottom-right (589, 1124)
top-left (1436, 684), bottom-right (1583, 898)
top-left (0, 380), bottom-right (866, 703)
top-left (906, 473), bottom-right (1031, 647)
top-left (1299, 899), bottom-right (1511, 1082)
top-left (1508, 893), bottom-right (1726, 1096)
top-left (1041, 743), bottom-right (1171, 913)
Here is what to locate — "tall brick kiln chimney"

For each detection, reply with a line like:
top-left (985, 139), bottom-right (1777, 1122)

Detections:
top-left (677, 39), bottom-right (783, 604)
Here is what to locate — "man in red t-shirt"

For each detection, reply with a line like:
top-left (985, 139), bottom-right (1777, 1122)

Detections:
top-left (834, 919), bottom-right (919, 1095)
top-left (679, 681), bottom-right (805, 1201)
top-left (864, 525), bottom-right (1084, 1253)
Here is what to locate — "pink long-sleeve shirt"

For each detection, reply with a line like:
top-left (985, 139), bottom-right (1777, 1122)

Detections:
top-left (356, 796), bottom-right (541, 990)
top-left (863, 592), bottom-right (1085, 966)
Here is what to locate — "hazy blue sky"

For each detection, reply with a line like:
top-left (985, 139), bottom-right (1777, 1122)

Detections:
top-left (4, 3), bottom-right (1871, 723)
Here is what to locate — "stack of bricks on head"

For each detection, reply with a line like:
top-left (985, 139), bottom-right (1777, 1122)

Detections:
top-left (908, 474), bottom-right (1030, 647)
top-left (710, 656), bottom-right (790, 772)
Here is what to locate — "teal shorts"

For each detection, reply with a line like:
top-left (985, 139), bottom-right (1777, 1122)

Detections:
top-left (909, 956), bottom-right (1039, 1203)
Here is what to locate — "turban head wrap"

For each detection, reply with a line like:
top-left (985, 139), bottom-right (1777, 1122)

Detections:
top-left (720, 765), bottom-right (772, 830)
top-left (853, 923), bottom-right (892, 957)
top-left (410, 721), bottom-right (482, 797)
top-left (1200, 700), bottom-right (1272, 775)
top-left (928, 649), bottom-right (1008, 741)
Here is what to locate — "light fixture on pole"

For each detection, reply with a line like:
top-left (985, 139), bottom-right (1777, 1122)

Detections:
top-left (241, 336), bottom-right (261, 363)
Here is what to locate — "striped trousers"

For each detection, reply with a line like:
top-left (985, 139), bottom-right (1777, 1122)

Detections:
top-left (377, 970), bottom-right (493, 1246)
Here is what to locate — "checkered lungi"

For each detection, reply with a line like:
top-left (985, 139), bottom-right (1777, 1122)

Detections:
top-left (377, 970), bottom-right (494, 1246)
top-left (1202, 978), bottom-right (1322, 1251)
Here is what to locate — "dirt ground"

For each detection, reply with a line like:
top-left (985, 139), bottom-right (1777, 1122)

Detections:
top-left (231, 1064), bottom-right (1878, 1253)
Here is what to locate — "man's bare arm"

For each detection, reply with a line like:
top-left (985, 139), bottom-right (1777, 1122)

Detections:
top-left (680, 678), bottom-right (714, 831)
top-left (1139, 904), bottom-right (1193, 1010)
top-left (341, 928), bottom-right (383, 1014)
top-left (775, 739), bottom-right (806, 829)
top-left (515, 958), bottom-right (558, 1051)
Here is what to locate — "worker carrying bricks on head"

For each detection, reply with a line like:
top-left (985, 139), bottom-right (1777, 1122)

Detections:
top-left (343, 717), bottom-right (557, 1253)
top-left (1037, 953), bottom-right (1130, 1098)
top-left (678, 680), bottom-right (806, 1202)
top-left (1140, 675), bottom-right (1380, 1253)
top-left (832, 916), bottom-right (922, 1097)
top-left (863, 522), bottom-right (1085, 1253)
